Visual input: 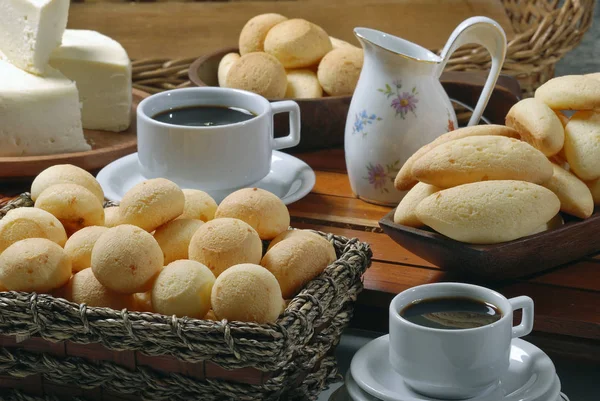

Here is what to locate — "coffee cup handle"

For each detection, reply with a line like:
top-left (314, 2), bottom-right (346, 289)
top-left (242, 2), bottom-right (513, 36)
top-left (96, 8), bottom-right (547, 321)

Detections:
top-left (271, 101), bottom-right (301, 150)
top-left (508, 296), bottom-right (534, 338)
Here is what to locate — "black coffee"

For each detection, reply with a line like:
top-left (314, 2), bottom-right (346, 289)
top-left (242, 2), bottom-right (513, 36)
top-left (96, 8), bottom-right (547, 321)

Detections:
top-left (152, 105), bottom-right (255, 127)
top-left (401, 297), bottom-right (502, 330)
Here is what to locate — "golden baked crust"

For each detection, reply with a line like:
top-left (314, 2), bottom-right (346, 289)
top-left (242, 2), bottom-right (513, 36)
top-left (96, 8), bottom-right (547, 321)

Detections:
top-left (0, 238), bottom-right (71, 292)
top-left (152, 260), bottom-right (215, 318)
top-left (415, 180), bottom-right (560, 244)
top-left (153, 218), bottom-right (204, 264)
top-left (267, 229), bottom-right (335, 259)
top-left (215, 188), bottom-right (290, 240)
top-left (261, 234), bottom-right (336, 298)
top-left (535, 75), bottom-right (600, 110)
top-left (103, 206), bottom-right (121, 228)
top-left (239, 13), bottom-right (288, 55)
top-left (119, 178), bottom-right (185, 233)
top-left (505, 98), bottom-right (565, 156)
top-left (393, 182), bottom-right (440, 227)
top-left (394, 125), bottom-right (520, 191)
top-left (564, 111), bottom-right (600, 181)
top-left (529, 213), bottom-right (564, 235)
top-left (317, 47), bottom-right (363, 96)
top-left (329, 36), bottom-right (357, 50)
top-left (211, 263), bottom-right (283, 323)
top-left (541, 163), bottom-right (594, 219)
top-left (411, 135), bottom-right (553, 188)
top-left (178, 189), bottom-right (217, 222)
top-left (586, 177), bottom-right (600, 205)
top-left (285, 69), bottom-right (322, 99)
top-left (63, 268), bottom-right (133, 309)
top-left (188, 217), bottom-right (262, 276)
top-left (0, 207), bottom-right (67, 253)
top-left (264, 19), bottom-right (332, 68)
top-left (64, 226), bottom-right (109, 272)
top-left (31, 164), bottom-right (104, 203)
top-left (131, 291), bottom-right (154, 313)
top-left (226, 52), bottom-right (288, 99)
top-left (91, 224), bottom-right (164, 294)
top-left (34, 183), bottom-right (105, 235)
top-left (554, 110), bottom-right (569, 128)
top-left (218, 52), bottom-right (240, 88)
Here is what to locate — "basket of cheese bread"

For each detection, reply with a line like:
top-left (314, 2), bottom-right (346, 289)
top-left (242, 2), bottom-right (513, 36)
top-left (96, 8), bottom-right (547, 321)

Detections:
top-left (0, 166), bottom-right (372, 400)
top-left (380, 73), bottom-right (600, 280)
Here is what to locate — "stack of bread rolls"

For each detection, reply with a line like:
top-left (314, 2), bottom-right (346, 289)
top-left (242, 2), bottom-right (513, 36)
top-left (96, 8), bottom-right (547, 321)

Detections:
top-left (0, 166), bottom-right (336, 323)
top-left (393, 73), bottom-right (600, 244)
top-left (218, 13), bottom-right (363, 99)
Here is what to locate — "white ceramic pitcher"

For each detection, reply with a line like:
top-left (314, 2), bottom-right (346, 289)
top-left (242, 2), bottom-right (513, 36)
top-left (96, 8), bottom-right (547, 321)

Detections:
top-left (344, 17), bottom-right (507, 206)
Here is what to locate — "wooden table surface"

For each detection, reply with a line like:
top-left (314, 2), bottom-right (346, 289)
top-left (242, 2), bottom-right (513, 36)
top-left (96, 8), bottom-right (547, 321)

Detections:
top-left (2, 148), bottom-right (599, 362)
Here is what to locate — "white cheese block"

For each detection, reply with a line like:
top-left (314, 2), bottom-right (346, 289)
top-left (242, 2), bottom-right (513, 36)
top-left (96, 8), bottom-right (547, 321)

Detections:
top-left (0, 59), bottom-right (91, 157)
top-left (0, 0), bottom-right (70, 75)
top-left (50, 30), bottom-right (132, 132)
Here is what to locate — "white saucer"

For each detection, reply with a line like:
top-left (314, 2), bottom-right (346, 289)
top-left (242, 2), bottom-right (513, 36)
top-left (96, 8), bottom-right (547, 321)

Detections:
top-left (97, 151), bottom-right (316, 204)
top-left (350, 335), bottom-right (560, 401)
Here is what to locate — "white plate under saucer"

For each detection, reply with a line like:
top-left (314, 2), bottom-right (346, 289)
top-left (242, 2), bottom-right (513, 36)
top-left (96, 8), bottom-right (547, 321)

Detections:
top-left (349, 335), bottom-right (560, 401)
top-left (343, 371), bottom-right (565, 401)
top-left (97, 150), bottom-right (316, 205)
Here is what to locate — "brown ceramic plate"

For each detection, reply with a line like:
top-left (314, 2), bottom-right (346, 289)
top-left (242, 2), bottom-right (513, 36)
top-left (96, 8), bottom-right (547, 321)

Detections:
top-left (379, 208), bottom-right (600, 280)
top-left (188, 48), bottom-right (522, 152)
top-left (0, 89), bottom-right (149, 179)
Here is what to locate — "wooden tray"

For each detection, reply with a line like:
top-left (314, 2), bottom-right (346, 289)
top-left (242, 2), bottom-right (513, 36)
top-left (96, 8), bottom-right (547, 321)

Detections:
top-left (379, 208), bottom-right (600, 280)
top-left (0, 89), bottom-right (149, 179)
top-left (188, 48), bottom-right (522, 152)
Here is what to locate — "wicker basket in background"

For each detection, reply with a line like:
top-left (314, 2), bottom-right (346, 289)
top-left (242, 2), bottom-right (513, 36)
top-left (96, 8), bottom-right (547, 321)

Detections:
top-left (129, 0), bottom-right (594, 97)
top-left (0, 195), bottom-right (372, 401)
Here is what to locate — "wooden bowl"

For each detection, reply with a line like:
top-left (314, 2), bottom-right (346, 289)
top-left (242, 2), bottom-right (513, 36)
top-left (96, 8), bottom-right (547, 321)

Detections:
top-left (188, 47), bottom-right (351, 152)
top-left (379, 208), bottom-right (600, 281)
top-left (189, 48), bottom-right (523, 152)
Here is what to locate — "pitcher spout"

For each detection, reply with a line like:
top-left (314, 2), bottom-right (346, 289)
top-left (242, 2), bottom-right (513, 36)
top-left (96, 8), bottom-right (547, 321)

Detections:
top-left (354, 28), bottom-right (442, 65)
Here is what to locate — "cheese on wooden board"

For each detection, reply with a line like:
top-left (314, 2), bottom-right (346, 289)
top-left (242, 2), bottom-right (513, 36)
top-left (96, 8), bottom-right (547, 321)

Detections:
top-left (50, 30), bottom-right (132, 132)
top-left (0, 59), bottom-right (90, 157)
top-left (0, 0), bottom-right (70, 75)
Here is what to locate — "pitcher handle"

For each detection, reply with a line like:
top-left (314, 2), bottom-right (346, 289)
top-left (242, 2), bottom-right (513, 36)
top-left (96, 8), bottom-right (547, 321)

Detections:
top-left (436, 16), bottom-right (507, 126)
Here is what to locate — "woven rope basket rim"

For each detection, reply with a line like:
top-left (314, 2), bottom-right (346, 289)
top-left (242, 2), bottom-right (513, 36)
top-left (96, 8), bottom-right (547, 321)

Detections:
top-left (0, 194), bottom-right (372, 372)
top-left (129, 0), bottom-right (594, 98)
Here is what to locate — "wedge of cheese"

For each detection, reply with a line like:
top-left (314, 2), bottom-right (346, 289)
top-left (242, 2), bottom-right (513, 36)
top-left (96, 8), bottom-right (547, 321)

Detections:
top-left (0, 59), bottom-right (90, 157)
top-left (50, 30), bottom-right (132, 132)
top-left (0, 0), bottom-right (70, 75)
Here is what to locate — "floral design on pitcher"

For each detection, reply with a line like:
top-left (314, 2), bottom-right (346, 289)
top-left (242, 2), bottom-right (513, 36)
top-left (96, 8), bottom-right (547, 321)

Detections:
top-left (353, 110), bottom-right (383, 137)
top-left (447, 109), bottom-right (456, 132)
top-left (378, 80), bottom-right (418, 119)
top-left (364, 160), bottom-right (400, 193)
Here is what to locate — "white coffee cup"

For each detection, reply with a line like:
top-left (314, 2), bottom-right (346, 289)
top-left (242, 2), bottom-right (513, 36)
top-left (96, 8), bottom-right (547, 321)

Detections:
top-left (389, 282), bottom-right (534, 400)
top-left (136, 87), bottom-right (301, 191)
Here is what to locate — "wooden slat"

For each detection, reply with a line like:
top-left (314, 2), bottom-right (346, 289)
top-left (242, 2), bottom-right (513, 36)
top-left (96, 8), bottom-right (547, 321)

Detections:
top-left (500, 283), bottom-right (600, 340)
top-left (293, 222), bottom-right (437, 268)
top-left (67, 0), bottom-right (514, 59)
top-left (527, 260), bottom-right (600, 293)
top-left (289, 193), bottom-right (391, 228)
top-left (294, 149), bottom-right (347, 173)
top-left (311, 171), bottom-right (355, 198)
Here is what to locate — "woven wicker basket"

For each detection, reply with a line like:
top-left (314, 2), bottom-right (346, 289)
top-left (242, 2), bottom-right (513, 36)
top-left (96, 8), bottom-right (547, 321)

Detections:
top-left (0, 195), bottom-right (372, 401)
top-left (129, 0), bottom-right (594, 98)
